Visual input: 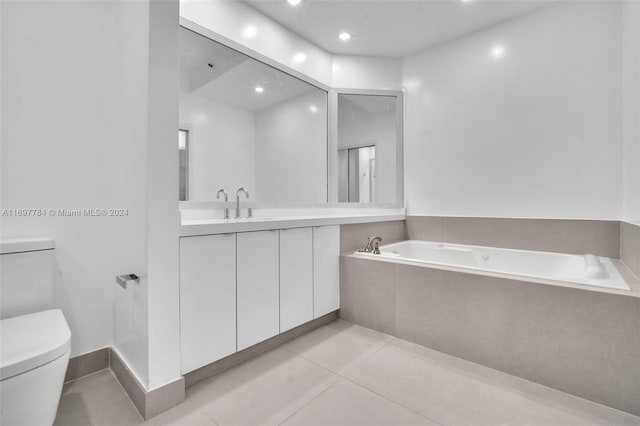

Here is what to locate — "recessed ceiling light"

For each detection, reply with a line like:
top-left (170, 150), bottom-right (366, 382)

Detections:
top-left (462, 0), bottom-right (474, 3)
top-left (254, 86), bottom-right (264, 93)
top-left (287, 0), bottom-right (302, 6)
top-left (309, 105), bottom-right (318, 113)
top-left (292, 52), bottom-right (307, 64)
top-left (338, 32), bottom-right (352, 41)
top-left (242, 25), bottom-right (257, 39)
top-left (491, 44), bottom-right (506, 59)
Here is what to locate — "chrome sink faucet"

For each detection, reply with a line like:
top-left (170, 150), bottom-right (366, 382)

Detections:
top-left (216, 189), bottom-right (229, 219)
top-left (235, 187), bottom-right (249, 219)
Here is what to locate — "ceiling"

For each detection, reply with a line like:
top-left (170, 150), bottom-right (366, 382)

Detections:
top-left (181, 27), bottom-right (319, 112)
top-left (244, 0), bottom-right (553, 58)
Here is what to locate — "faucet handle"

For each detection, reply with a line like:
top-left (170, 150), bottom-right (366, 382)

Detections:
top-left (358, 237), bottom-right (373, 253)
top-left (373, 241), bottom-right (381, 255)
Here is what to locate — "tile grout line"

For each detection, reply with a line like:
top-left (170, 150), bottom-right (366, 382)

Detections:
top-left (280, 345), bottom-right (342, 378)
top-left (341, 376), bottom-right (446, 426)
top-left (338, 337), bottom-right (448, 426)
top-left (346, 371), bottom-right (447, 425)
top-left (201, 410), bottom-right (220, 426)
top-left (280, 329), bottom-right (396, 379)
top-left (276, 375), bottom-right (344, 426)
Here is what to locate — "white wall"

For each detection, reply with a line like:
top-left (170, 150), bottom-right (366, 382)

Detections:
top-left (332, 55), bottom-right (403, 90)
top-left (1, 0), bottom-right (115, 357)
top-left (403, 1), bottom-right (623, 219)
top-left (255, 91), bottom-right (328, 203)
top-left (111, 0), bottom-right (151, 387)
top-left (180, 0), bottom-right (333, 86)
top-left (338, 102), bottom-right (397, 203)
top-left (145, 0), bottom-right (181, 390)
top-left (180, 95), bottom-right (256, 202)
top-left (623, 0), bottom-right (640, 224)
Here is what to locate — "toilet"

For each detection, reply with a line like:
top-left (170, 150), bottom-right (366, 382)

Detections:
top-left (0, 309), bottom-right (71, 426)
top-left (0, 238), bottom-right (70, 426)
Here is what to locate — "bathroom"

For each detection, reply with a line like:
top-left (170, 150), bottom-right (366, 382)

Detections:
top-left (0, 0), bottom-right (639, 425)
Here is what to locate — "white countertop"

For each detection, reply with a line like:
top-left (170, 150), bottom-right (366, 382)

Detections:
top-left (180, 213), bottom-right (405, 237)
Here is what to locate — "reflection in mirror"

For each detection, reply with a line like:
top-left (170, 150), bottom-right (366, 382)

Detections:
top-left (338, 94), bottom-right (397, 204)
top-left (178, 129), bottom-right (189, 201)
top-left (179, 27), bottom-right (328, 204)
top-left (338, 146), bottom-right (376, 203)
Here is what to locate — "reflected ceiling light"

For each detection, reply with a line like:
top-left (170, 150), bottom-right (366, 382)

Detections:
top-left (254, 86), bottom-right (264, 93)
top-left (242, 25), bottom-right (257, 39)
top-left (491, 44), bottom-right (506, 59)
top-left (292, 52), bottom-right (307, 63)
top-left (309, 105), bottom-right (318, 113)
top-left (462, 0), bottom-right (474, 3)
top-left (338, 32), bottom-right (352, 41)
top-left (287, 0), bottom-right (302, 6)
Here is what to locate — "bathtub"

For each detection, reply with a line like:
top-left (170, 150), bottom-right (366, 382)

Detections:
top-left (355, 240), bottom-right (630, 291)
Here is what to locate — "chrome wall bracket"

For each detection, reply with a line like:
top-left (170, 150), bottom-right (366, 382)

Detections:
top-left (116, 274), bottom-right (140, 289)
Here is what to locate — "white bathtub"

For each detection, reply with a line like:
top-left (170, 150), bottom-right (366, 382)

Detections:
top-left (355, 240), bottom-right (630, 291)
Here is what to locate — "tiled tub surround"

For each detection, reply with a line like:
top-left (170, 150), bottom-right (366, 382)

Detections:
top-left (621, 221), bottom-right (640, 277)
top-left (406, 216), bottom-right (621, 258)
top-left (340, 254), bottom-right (640, 416)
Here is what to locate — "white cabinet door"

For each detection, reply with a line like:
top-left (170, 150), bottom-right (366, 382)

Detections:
top-left (237, 230), bottom-right (280, 350)
top-left (179, 234), bottom-right (236, 374)
top-left (313, 225), bottom-right (340, 318)
top-left (280, 227), bottom-right (313, 332)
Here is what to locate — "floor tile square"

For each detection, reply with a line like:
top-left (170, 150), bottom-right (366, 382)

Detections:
top-left (282, 379), bottom-right (438, 426)
top-left (283, 319), bottom-right (393, 375)
top-left (186, 348), bottom-right (340, 426)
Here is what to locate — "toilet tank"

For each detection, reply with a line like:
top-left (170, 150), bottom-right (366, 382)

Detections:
top-left (0, 238), bottom-right (57, 320)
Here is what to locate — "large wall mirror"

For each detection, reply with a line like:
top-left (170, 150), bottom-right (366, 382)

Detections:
top-left (179, 27), bottom-right (328, 204)
top-left (337, 91), bottom-right (403, 205)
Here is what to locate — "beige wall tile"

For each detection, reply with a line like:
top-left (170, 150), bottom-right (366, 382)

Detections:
top-left (340, 221), bottom-right (406, 253)
top-left (340, 256), bottom-right (397, 335)
top-left (406, 216), bottom-right (620, 257)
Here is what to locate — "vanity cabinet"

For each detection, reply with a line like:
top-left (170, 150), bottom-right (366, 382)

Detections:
top-left (280, 228), bottom-right (314, 332)
top-left (313, 225), bottom-right (340, 318)
top-left (237, 230), bottom-right (280, 350)
top-left (179, 225), bottom-right (341, 373)
top-left (179, 233), bottom-right (237, 373)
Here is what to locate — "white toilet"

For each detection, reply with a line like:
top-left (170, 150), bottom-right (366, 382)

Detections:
top-left (0, 238), bottom-right (70, 426)
top-left (0, 309), bottom-right (71, 426)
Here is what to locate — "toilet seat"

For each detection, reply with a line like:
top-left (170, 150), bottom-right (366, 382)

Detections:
top-left (1, 309), bottom-right (71, 380)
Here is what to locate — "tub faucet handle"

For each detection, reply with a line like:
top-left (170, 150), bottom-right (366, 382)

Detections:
top-left (373, 241), bottom-right (381, 255)
top-left (359, 237), bottom-right (373, 253)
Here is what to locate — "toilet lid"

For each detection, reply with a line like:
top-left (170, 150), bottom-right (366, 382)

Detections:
top-left (1, 309), bottom-right (71, 380)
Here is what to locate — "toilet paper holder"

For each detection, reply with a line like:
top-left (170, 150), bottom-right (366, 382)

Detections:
top-left (116, 274), bottom-right (140, 289)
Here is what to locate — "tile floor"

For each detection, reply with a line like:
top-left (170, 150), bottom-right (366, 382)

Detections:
top-left (54, 320), bottom-right (640, 426)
